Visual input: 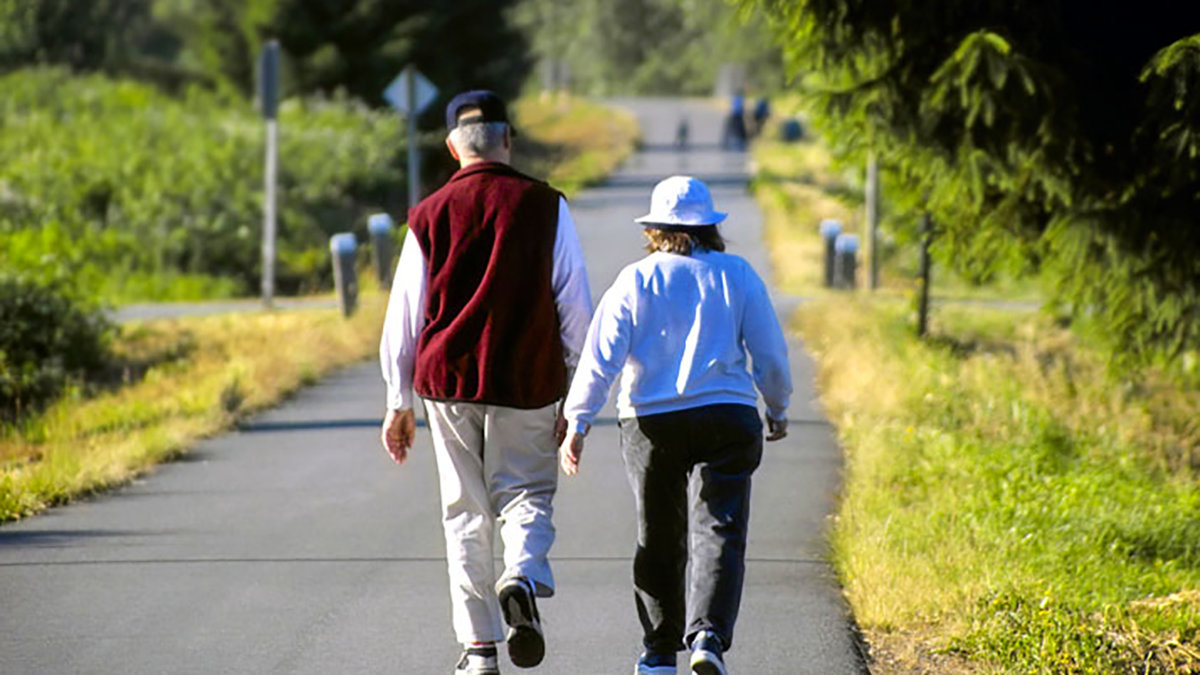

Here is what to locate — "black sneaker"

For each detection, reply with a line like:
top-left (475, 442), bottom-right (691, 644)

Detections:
top-left (455, 645), bottom-right (500, 675)
top-left (689, 631), bottom-right (726, 675)
top-left (635, 649), bottom-right (677, 674)
top-left (497, 577), bottom-right (544, 668)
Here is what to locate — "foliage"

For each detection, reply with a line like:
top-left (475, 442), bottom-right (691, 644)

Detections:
top-left (513, 0), bottom-right (785, 96)
top-left (0, 274), bottom-right (112, 421)
top-left (0, 67), bottom-right (405, 300)
top-left (748, 0), bottom-right (1200, 363)
top-left (0, 294), bottom-right (387, 521)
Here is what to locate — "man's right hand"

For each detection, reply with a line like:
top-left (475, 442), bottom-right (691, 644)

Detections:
top-left (382, 408), bottom-right (417, 464)
top-left (559, 431), bottom-right (585, 476)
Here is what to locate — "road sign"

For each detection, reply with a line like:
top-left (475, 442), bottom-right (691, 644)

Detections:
top-left (259, 41), bottom-right (280, 120)
top-left (384, 66), bottom-right (438, 115)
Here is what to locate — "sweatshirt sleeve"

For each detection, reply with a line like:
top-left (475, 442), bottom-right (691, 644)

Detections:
top-left (379, 228), bottom-right (427, 410)
top-left (562, 269), bottom-right (635, 434)
top-left (740, 263), bottom-right (792, 421)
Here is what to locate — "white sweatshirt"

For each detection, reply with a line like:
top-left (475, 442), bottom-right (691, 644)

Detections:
top-left (564, 249), bottom-right (792, 433)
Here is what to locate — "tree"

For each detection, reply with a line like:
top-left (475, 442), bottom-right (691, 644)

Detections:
top-left (748, 0), bottom-right (1200, 362)
top-left (264, 0), bottom-right (531, 115)
top-left (514, 0), bottom-right (784, 96)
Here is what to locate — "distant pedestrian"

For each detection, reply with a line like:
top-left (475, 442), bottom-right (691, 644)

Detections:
top-left (721, 90), bottom-right (747, 150)
top-left (380, 90), bottom-right (593, 675)
top-left (751, 97), bottom-right (770, 138)
top-left (675, 116), bottom-right (690, 150)
top-left (559, 176), bottom-right (793, 675)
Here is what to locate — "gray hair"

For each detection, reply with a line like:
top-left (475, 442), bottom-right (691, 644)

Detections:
top-left (449, 122), bottom-right (509, 157)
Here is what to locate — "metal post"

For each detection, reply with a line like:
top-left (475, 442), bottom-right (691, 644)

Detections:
top-left (819, 219), bottom-right (843, 288)
top-left (330, 233), bottom-right (358, 318)
top-left (916, 213), bottom-right (933, 337)
top-left (368, 213), bottom-right (396, 287)
top-left (866, 155), bottom-right (880, 290)
top-left (834, 234), bottom-right (860, 289)
top-left (406, 66), bottom-right (420, 211)
top-left (260, 40), bottom-right (280, 309)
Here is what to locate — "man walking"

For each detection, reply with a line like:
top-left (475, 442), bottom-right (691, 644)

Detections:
top-left (379, 90), bottom-right (592, 675)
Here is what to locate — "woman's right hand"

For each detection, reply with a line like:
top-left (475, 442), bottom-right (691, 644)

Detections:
top-left (559, 432), bottom-right (585, 476)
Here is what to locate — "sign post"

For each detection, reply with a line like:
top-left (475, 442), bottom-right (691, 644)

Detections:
top-left (260, 40), bottom-right (280, 308)
top-left (384, 66), bottom-right (438, 210)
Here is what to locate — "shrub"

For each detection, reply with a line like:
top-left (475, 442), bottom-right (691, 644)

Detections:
top-left (0, 274), bottom-right (113, 421)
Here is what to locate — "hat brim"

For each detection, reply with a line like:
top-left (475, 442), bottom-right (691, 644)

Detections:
top-left (634, 211), bottom-right (727, 227)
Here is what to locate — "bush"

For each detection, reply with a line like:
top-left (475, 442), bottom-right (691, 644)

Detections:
top-left (0, 274), bottom-right (113, 421)
top-left (0, 67), bottom-right (407, 301)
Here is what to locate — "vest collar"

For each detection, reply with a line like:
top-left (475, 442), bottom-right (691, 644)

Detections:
top-left (449, 161), bottom-right (533, 184)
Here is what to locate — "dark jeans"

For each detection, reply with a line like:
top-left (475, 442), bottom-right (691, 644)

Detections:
top-left (619, 403), bottom-right (763, 654)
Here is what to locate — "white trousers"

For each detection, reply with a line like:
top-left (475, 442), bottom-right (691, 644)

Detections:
top-left (424, 400), bottom-right (559, 645)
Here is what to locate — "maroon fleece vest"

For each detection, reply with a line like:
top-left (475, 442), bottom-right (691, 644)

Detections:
top-left (408, 161), bottom-right (566, 409)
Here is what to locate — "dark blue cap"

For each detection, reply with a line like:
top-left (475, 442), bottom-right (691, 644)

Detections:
top-left (445, 90), bottom-right (514, 134)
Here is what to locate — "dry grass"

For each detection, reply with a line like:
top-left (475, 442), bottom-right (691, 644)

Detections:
top-left (512, 94), bottom-right (639, 196)
top-left (0, 295), bottom-right (387, 521)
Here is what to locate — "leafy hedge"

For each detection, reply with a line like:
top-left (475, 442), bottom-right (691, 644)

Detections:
top-left (0, 67), bottom-right (407, 301)
top-left (0, 274), bottom-right (112, 421)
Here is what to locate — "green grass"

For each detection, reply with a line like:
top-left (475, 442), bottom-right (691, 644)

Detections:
top-left (751, 108), bottom-right (1200, 673)
top-left (802, 299), bottom-right (1200, 673)
top-left (0, 295), bottom-right (388, 521)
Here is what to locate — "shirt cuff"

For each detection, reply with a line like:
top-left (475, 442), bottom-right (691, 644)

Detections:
top-left (766, 407), bottom-right (787, 423)
top-left (569, 418), bottom-right (591, 436)
top-left (387, 386), bottom-right (415, 411)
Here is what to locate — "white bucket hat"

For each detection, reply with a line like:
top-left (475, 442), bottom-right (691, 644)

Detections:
top-left (634, 175), bottom-right (727, 227)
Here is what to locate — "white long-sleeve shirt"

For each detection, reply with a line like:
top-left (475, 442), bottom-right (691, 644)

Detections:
top-left (380, 196), bottom-right (593, 410)
top-left (563, 249), bottom-right (791, 432)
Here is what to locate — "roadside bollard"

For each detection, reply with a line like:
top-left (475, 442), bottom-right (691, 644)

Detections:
top-left (834, 233), bottom-right (860, 289)
top-left (368, 213), bottom-right (395, 288)
top-left (329, 233), bottom-right (358, 318)
top-left (820, 219), bottom-right (843, 288)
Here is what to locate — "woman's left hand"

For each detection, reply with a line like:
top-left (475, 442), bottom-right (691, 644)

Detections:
top-left (559, 432), bottom-right (585, 476)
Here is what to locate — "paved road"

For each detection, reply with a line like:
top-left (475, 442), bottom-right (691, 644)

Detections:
top-left (0, 99), bottom-right (866, 674)
top-left (110, 297), bottom-right (339, 323)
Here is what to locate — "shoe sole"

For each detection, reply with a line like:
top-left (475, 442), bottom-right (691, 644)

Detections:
top-left (499, 584), bottom-right (544, 668)
top-left (633, 662), bottom-right (681, 672)
top-left (690, 650), bottom-right (726, 675)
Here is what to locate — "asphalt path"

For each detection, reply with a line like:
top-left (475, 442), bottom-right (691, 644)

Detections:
top-left (0, 98), bottom-right (866, 674)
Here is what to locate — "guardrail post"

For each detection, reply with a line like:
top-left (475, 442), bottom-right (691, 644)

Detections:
top-left (368, 213), bottom-right (395, 288)
top-left (834, 233), bottom-right (860, 289)
top-left (819, 219), bottom-right (843, 288)
top-left (329, 233), bottom-right (358, 318)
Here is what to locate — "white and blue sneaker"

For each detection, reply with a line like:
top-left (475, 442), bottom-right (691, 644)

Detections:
top-left (689, 631), bottom-right (727, 675)
top-left (635, 649), bottom-right (678, 674)
top-left (455, 644), bottom-right (499, 675)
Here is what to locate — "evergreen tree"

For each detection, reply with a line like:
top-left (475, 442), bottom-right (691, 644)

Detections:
top-left (749, 0), bottom-right (1200, 361)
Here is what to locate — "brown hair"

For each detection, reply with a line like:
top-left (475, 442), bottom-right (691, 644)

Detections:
top-left (643, 225), bottom-right (726, 256)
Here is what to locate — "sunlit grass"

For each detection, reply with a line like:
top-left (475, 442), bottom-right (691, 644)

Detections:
top-left (753, 108), bottom-right (1200, 672)
top-left (0, 295), bottom-right (386, 521)
top-left (512, 94), bottom-right (639, 196)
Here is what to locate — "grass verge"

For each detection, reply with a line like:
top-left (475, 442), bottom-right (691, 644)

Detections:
top-left (0, 295), bottom-right (386, 521)
top-left (512, 94), bottom-right (639, 196)
top-left (752, 124), bottom-right (1200, 672)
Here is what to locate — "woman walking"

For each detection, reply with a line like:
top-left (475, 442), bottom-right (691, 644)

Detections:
top-left (559, 176), bottom-right (793, 675)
